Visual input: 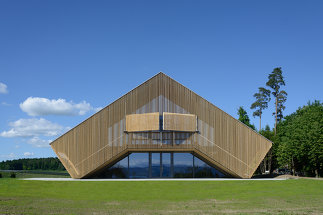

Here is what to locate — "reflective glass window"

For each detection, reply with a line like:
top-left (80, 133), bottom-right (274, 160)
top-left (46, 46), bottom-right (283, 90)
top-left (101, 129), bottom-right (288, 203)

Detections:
top-left (162, 153), bottom-right (171, 177)
top-left (174, 153), bottom-right (193, 178)
top-left (129, 153), bottom-right (148, 178)
top-left (194, 156), bottom-right (225, 178)
top-left (151, 153), bottom-right (160, 177)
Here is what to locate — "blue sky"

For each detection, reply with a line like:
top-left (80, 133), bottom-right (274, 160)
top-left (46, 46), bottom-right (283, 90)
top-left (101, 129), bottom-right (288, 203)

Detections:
top-left (0, 1), bottom-right (322, 161)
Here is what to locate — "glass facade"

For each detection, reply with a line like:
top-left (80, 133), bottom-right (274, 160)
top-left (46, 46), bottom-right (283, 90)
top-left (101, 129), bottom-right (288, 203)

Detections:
top-left (129, 153), bottom-right (148, 178)
top-left (174, 153), bottom-right (193, 178)
top-left (162, 153), bottom-right (171, 177)
top-left (93, 152), bottom-right (226, 179)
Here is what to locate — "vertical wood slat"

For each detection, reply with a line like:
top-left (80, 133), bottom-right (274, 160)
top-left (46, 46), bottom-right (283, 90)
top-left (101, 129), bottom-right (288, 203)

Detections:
top-left (125, 113), bottom-right (160, 132)
top-left (50, 72), bottom-right (272, 179)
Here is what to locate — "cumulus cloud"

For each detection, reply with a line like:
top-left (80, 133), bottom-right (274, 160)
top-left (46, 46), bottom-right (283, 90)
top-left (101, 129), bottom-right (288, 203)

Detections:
top-left (20, 97), bottom-right (99, 116)
top-left (24, 152), bottom-right (34, 157)
top-left (27, 137), bottom-right (52, 148)
top-left (0, 118), bottom-right (63, 138)
top-left (0, 82), bottom-right (8, 94)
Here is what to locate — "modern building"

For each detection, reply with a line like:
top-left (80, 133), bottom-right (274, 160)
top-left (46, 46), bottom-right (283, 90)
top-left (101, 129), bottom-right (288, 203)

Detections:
top-left (50, 73), bottom-right (272, 179)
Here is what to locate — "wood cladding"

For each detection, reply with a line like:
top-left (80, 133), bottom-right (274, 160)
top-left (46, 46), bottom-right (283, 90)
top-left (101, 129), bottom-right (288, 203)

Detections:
top-left (126, 112), bottom-right (159, 132)
top-left (50, 72), bottom-right (272, 179)
top-left (126, 112), bottom-right (197, 132)
top-left (163, 112), bottom-right (197, 132)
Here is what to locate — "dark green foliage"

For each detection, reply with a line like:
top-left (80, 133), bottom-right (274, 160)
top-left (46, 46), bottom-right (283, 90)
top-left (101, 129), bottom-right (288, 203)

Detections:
top-left (266, 67), bottom-right (285, 96)
top-left (276, 101), bottom-right (323, 177)
top-left (10, 172), bottom-right (16, 178)
top-left (0, 157), bottom-right (65, 171)
top-left (276, 90), bottom-right (288, 121)
top-left (237, 106), bottom-right (255, 130)
top-left (251, 87), bottom-right (271, 117)
top-left (251, 87), bottom-right (271, 130)
top-left (0, 173), bottom-right (2, 178)
top-left (259, 125), bottom-right (274, 141)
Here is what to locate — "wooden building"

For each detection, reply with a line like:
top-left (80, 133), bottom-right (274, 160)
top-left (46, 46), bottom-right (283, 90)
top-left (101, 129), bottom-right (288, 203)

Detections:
top-left (50, 73), bottom-right (272, 179)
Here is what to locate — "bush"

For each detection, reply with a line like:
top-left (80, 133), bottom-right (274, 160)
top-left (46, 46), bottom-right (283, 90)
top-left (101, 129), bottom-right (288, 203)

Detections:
top-left (0, 173), bottom-right (2, 178)
top-left (10, 172), bottom-right (16, 178)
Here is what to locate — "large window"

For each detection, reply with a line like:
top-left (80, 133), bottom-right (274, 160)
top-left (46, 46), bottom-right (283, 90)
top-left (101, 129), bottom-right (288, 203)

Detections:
top-left (151, 153), bottom-right (160, 178)
top-left (162, 153), bottom-right (171, 177)
top-left (129, 153), bottom-right (148, 178)
top-left (93, 152), bottom-right (226, 178)
top-left (174, 153), bottom-right (193, 178)
top-left (194, 156), bottom-right (225, 178)
top-left (93, 156), bottom-right (128, 178)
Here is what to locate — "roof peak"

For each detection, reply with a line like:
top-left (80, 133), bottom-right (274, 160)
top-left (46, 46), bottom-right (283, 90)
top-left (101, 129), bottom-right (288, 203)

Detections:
top-left (156, 71), bottom-right (171, 79)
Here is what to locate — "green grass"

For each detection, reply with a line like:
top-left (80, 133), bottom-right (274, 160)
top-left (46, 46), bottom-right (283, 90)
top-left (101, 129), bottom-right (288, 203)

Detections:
top-left (0, 170), bottom-right (70, 178)
top-left (0, 179), bottom-right (322, 214)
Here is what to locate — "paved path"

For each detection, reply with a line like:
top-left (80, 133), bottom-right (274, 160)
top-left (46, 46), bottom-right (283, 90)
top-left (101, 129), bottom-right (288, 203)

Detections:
top-left (22, 178), bottom-right (287, 181)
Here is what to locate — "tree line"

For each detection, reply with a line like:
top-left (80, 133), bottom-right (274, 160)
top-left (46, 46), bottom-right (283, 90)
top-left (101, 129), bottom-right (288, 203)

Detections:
top-left (237, 67), bottom-right (322, 177)
top-left (0, 157), bottom-right (66, 171)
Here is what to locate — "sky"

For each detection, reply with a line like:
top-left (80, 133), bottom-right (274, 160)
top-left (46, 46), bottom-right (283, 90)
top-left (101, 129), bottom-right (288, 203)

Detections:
top-left (0, 1), bottom-right (322, 161)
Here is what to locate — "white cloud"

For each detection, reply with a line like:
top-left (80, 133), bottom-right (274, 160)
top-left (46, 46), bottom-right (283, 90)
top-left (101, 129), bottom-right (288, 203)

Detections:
top-left (0, 82), bottom-right (8, 94)
top-left (20, 97), bottom-right (99, 116)
top-left (94, 107), bottom-right (103, 112)
top-left (0, 153), bottom-right (16, 160)
top-left (24, 152), bottom-right (34, 157)
top-left (0, 118), bottom-right (63, 138)
top-left (27, 137), bottom-right (51, 148)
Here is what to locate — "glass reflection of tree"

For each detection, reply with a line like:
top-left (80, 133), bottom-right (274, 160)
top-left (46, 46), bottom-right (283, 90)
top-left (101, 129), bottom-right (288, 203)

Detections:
top-left (195, 165), bottom-right (214, 178)
top-left (174, 166), bottom-right (193, 178)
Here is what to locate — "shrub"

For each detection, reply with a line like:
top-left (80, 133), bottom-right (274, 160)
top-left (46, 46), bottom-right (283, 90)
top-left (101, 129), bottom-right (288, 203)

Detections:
top-left (10, 172), bottom-right (16, 178)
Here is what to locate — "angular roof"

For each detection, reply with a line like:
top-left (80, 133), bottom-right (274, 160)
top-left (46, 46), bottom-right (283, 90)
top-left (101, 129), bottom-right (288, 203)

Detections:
top-left (51, 72), bottom-right (272, 178)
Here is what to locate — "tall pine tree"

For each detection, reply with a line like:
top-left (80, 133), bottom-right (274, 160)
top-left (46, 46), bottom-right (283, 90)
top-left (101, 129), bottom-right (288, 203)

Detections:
top-left (266, 67), bottom-right (287, 134)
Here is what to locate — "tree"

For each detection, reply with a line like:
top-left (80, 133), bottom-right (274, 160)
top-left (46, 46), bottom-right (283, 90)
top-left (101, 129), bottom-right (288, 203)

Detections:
top-left (266, 67), bottom-right (287, 134)
top-left (276, 101), bottom-right (323, 177)
top-left (250, 87), bottom-right (271, 131)
top-left (237, 106), bottom-right (255, 130)
top-left (257, 125), bottom-right (273, 173)
top-left (0, 157), bottom-right (65, 171)
top-left (259, 125), bottom-right (278, 173)
top-left (260, 125), bottom-right (274, 141)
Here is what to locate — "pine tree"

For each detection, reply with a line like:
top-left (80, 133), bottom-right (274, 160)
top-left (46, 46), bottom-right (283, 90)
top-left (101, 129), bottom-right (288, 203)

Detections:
top-left (266, 67), bottom-right (287, 134)
top-left (250, 87), bottom-right (271, 131)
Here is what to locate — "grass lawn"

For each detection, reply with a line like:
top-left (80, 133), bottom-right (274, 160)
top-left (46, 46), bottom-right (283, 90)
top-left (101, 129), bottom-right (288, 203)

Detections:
top-left (0, 170), bottom-right (70, 178)
top-left (0, 179), bottom-right (322, 215)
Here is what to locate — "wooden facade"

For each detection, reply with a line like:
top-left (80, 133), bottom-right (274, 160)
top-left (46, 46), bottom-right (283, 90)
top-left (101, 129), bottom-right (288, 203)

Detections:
top-left (125, 112), bottom-right (160, 132)
top-left (51, 72), bottom-right (272, 179)
top-left (163, 112), bottom-right (197, 132)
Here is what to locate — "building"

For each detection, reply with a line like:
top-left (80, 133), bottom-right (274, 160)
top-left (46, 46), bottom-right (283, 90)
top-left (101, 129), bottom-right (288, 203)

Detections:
top-left (50, 73), bottom-right (272, 179)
